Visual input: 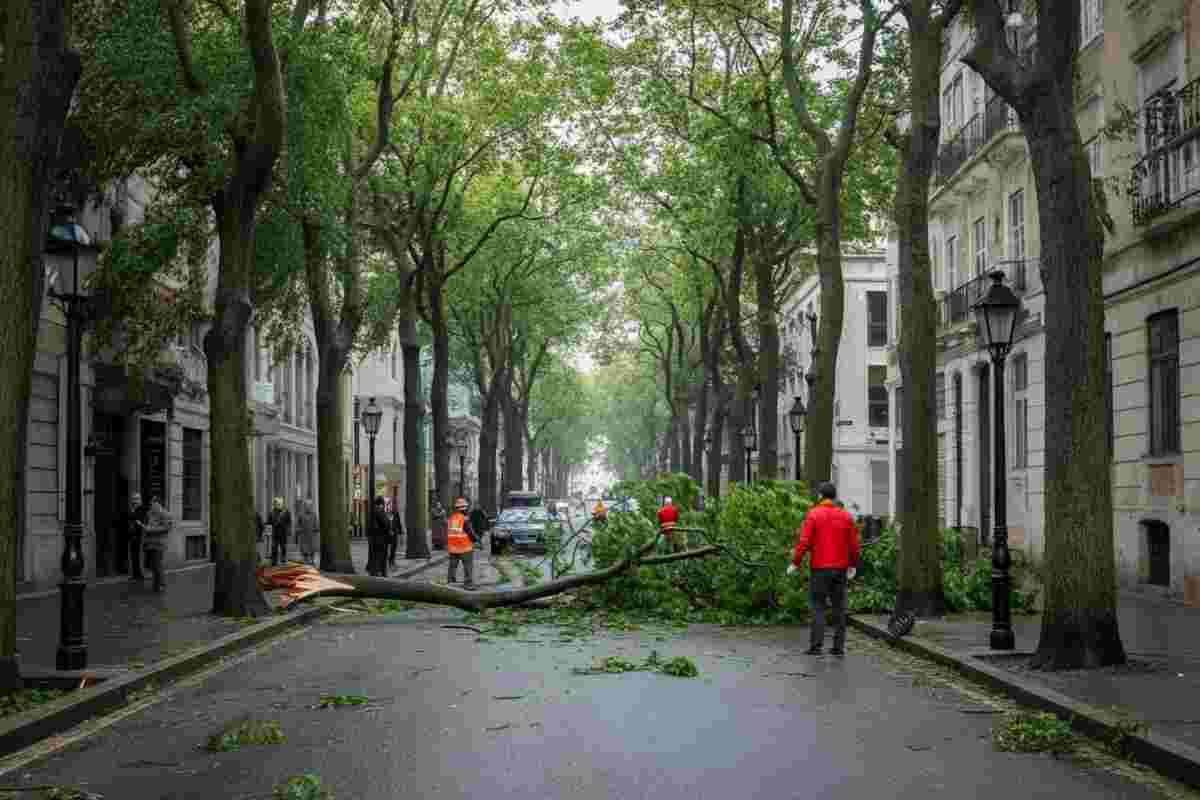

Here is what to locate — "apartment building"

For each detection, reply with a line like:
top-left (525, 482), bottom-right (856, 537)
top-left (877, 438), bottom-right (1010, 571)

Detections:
top-left (777, 252), bottom-right (891, 515)
top-left (886, 0), bottom-right (1200, 602)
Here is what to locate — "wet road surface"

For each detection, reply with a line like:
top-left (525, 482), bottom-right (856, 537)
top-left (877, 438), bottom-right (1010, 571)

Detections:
top-left (0, 596), bottom-right (1180, 800)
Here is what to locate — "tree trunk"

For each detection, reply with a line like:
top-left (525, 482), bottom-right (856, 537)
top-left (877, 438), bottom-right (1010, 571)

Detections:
top-left (206, 208), bottom-right (270, 617)
top-left (305, 222), bottom-right (356, 574)
top-left (430, 281), bottom-right (451, 515)
top-left (756, 255), bottom-right (780, 479)
top-left (803, 193), bottom-right (844, 486)
top-left (503, 392), bottom-right (523, 494)
top-left (691, 382), bottom-right (707, 489)
top-left (964, 0), bottom-right (1124, 668)
top-left (399, 297), bottom-right (430, 559)
top-left (0, 0), bottom-right (81, 688)
top-left (477, 371), bottom-right (504, 513)
top-left (894, 4), bottom-right (946, 618)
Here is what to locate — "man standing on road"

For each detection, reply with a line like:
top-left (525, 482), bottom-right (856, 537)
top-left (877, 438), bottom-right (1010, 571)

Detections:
top-left (268, 497), bottom-right (292, 566)
top-left (469, 500), bottom-right (489, 552)
top-left (657, 496), bottom-right (682, 552)
top-left (446, 497), bottom-right (477, 589)
top-left (788, 482), bottom-right (860, 656)
top-left (370, 496), bottom-right (391, 576)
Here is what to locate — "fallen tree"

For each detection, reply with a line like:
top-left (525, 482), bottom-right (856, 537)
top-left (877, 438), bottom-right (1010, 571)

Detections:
top-left (258, 534), bottom-right (722, 613)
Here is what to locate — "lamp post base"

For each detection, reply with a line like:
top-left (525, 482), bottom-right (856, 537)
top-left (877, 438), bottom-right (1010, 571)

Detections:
top-left (989, 628), bottom-right (1016, 651)
top-left (56, 578), bottom-right (88, 671)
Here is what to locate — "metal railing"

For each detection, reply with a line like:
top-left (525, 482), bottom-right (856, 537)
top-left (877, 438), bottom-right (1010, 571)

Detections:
top-left (1131, 77), bottom-right (1200, 226)
top-left (934, 95), bottom-right (1019, 186)
top-left (940, 272), bottom-right (993, 326)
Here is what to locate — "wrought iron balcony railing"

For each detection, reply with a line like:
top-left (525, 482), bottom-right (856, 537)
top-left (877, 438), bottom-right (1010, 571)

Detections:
top-left (934, 94), bottom-right (1019, 186)
top-left (1131, 77), bottom-right (1200, 226)
top-left (939, 263), bottom-right (1032, 328)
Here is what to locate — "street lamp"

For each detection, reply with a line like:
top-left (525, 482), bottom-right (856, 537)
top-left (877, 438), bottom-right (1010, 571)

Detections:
top-left (454, 433), bottom-right (468, 498)
top-left (352, 396), bottom-right (361, 539)
top-left (741, 424), bottom-right (757, 484)
top-left (361, 397), bottom-right (383, 576)
top-left (788, 395), bottom-right (806, 483)
top-left (45, 204), bottom-right (95, 670)
top-left (972, 270), bottom-right (1021, 652)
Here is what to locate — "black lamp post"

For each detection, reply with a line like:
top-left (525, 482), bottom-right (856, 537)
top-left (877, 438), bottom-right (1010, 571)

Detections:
top-left (972, 270), bottom-right (1021, 651)
top-left (788, 395), bottom-right (806, 483)
top-left (454, 434), bottom-right (468, 498)
top-left (45, 204), bottom-right (94, 671)
top-left (741, 424), bottom-right (757, 485)
top-left (361, 397), bottom-right (383, 575)
top-left (352, 395), bottom-right (361, 539)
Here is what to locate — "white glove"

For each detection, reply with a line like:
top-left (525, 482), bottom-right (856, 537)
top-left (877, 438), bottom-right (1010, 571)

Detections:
top-left (847, 567), bottom-right (857, 580)
top-left (786, 564), bottom-right (798, 576)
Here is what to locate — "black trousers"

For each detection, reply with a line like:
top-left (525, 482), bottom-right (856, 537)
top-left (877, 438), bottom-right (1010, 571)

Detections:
top-left (387, 533), bottom-right (399, 565)
top-left (810, 568), bottom-right (848, 651)
top-left (271, 534), bottom-right (288, 564)
top-left (368, 534), bottom-right (388, 575)
top-left (129, 531), bottom-right (145, 579)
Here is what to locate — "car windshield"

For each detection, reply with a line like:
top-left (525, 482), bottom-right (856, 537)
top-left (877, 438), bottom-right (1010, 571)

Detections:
top-left (498, 508), bottom-right (547, 523)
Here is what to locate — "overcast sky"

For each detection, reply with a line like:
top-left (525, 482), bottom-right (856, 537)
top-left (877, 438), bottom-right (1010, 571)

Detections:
top-left (554, 0), bottom-right (623, 24)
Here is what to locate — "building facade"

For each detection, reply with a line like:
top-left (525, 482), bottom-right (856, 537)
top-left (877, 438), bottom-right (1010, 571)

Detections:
top-left (24, 179), bottom-right (318, 591)
top-left (777, 252), bottom-right (891, 515)
top-left (886, 0), bottom-right (1200, 602)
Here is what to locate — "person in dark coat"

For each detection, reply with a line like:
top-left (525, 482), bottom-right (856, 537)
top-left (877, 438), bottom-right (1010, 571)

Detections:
top-left (369, 496), bottom-right (391, 576)
top-left (468, 501), bottom-right (489, 548)
top-left (125, 492), bottom-right (149, 581)
top-left (268, 497), bottom-right (292, 565)
top-left (388, 506), bottom-right (403, 568)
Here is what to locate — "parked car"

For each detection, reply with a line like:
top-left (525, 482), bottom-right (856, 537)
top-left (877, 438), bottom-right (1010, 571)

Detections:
top-left (505, 490), bottom-right (543, 509)
top-left (491, 506), bottom-right (551, 553)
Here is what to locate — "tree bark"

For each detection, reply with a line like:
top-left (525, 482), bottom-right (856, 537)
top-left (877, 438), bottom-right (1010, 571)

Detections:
top-left (203, 0), bottom-right (286, 617)
top-left (304, 220), bottom-right (357, 574)
top-left (756, 253), bottom-right (781, 479)
top-left (476, 366), bottom-right (505, 513)
top-left (0, 0), bottom-right (81, 688)
top-left (894, 1), bottom-right (950, 618)
top-left (963, 0), bottom-right (1124, 668)
top-left (430, 277), bottom-right (451, 515)
top-left (399, 291), bottom-right (430, 559)
top-left (503, 390), bottom-right (523, 494)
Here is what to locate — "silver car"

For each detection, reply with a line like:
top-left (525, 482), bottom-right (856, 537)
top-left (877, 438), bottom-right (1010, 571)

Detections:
top-left (492, 507), bottom-right (550, 551)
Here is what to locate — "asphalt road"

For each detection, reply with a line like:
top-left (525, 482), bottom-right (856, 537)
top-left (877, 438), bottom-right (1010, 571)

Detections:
top-left (0, 599), bottom-right (1177, 800)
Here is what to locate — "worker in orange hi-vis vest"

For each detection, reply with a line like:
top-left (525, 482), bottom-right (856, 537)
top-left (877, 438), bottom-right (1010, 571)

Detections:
top-left (446, 497), bottom-right (477, 589)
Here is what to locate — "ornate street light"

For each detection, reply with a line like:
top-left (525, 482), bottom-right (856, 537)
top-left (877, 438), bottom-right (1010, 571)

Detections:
top-left (788, 395), bottom-right (806, 483)
top-left (972, 270), bottom-right (1021, 651)
top-left (45, 203), bottom-right (95, 670)
top-left (361, 397), bottom-right (383, 575)
top-left (352, 395), bottom-right (361, 539)
top-left (741, 424), bottom-right (757, 484)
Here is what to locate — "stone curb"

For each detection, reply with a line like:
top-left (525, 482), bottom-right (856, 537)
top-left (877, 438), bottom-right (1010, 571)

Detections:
top-left (849, 615), bottom-right (1200, 790)
top-left (0, 555), bottom-right (447, 760)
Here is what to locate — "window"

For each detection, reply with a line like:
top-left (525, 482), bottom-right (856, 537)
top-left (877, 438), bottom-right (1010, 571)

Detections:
top-left (1080, 0), bottom-right (1102, 46)
top-left (867, 291), bottom-right (888, 347)
top-left (1012, 354), bottom-right (1028, 469)
top-left (973, 217), bottom-right (987, 278)
top-left (1087, 136), bottom-right (1104, 179)
top-left (895, 386), bottom-right (904, 435)
top-left (1148, 311), bottom-right (1180, 455)
top-left (936, 372), bottom-right (947, 419)
top-left (931, 236), bottom-right (941, 291)
top-left (182, 428), bottom-right (204, 521)
top-left (945, 235), bottom-right (958, 290)
top-left (868, 365), bottom-right (888, 428)
top-left (943, 73), bottom-right (964, 134)
top-left (1008, 190), bottom-right (1026, 263)
top-left (390, 343), bottom-right (398, 381)
top-left (185, 535), bottom-right (207, 560)
top-left (1105, 333), bottom-right (1114, 458)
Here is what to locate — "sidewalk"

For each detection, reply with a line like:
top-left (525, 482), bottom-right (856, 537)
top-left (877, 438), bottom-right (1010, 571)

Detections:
top-left (852, 590), bottom-right (1200, 787)
top-left (15, 531), bottom-right (441, 673)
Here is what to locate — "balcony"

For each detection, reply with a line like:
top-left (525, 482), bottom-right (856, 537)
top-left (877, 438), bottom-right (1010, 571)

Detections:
top-left (1131, 77), bottom-right (1200, 227)
top-left (939, 262), bottom-right (1034, 328)
top-left (934, 95), bottom-right (1019, 187)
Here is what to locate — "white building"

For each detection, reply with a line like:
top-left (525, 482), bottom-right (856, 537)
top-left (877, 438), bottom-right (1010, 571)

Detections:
top-left (777, 252), bottom-right (891, 516)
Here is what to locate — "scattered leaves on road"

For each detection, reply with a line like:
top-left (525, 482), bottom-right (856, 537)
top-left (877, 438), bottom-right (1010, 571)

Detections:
top-left (273, 774), bottom-right (333, 800)
top-left (205, 718), bottom-right (286, 752)
top-left (993, 711), bottom-right (1076, 754)
top-left (0, 688), bottom-right (65, 719)
top-left (316, 694), bottom-right (370, 709)
top-left (573, 651), bottom-right (700, 678)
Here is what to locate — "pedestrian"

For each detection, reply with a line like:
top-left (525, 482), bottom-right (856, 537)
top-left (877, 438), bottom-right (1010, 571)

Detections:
top-left (296, 499), bottom-right (319, 565)
top-left (469, 500), bottom-right (489, 549)
top-left (143, 496), bottom-right (172, 593)
top-left (388, 504), bottom-right (403, 568)
top-left (370, 496), bottom-right (391, 576)
top-left (268, 497), bottom-right (292, 566)
top-left (125, 492), bottom-right (149, 582)
top-left (657, 495), bottom-right (682, 552)
top-left (788, 481), bottom-right (861, 656)
top-left (446, 497), bottom-right (477, 589)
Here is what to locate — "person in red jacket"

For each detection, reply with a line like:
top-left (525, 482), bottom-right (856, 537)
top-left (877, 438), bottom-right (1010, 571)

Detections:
top-left (657, 496), bottom-right (682, 552)
top-left (789, 481), bottom-right (861, 656)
